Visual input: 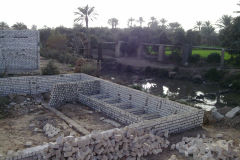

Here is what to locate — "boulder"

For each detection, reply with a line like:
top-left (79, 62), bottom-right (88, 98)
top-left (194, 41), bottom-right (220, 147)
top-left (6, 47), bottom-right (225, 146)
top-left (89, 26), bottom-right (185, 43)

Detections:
top-left (225, 106), bottom-right (240, 118)
top-left (192, 74), bottom-right (203, 83)
top-left (211, 109), bottom-right (224, 121)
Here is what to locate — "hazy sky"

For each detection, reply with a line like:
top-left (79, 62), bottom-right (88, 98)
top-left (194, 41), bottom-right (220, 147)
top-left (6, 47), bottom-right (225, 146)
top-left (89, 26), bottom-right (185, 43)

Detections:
top-left (0, 0), bottom-right (239, 30)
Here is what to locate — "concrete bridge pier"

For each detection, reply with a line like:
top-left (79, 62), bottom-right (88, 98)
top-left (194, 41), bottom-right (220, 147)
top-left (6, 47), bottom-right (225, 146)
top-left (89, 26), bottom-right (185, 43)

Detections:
top-left (182, 44), bottom-right (192, 66)
top-left (220, 48), bottom-right (225, 68)
top-left (137, 44), bottom-right (143, 59)
top-left (158, 45), bottom-right (165, 62)
top-left (115, 41), bottom-right (123, 57)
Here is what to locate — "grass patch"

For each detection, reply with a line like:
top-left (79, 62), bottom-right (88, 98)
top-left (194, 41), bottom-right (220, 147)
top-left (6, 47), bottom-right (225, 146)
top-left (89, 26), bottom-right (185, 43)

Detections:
top-left (165, 49), bottom-right (231, 60)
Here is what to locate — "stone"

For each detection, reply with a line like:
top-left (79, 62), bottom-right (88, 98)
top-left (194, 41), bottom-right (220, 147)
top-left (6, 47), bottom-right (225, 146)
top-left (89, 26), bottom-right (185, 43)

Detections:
top-left (25, 141), bottom-right (33, 147)
top-left (168, 72), bottom-right (177, 79)
top-left (168, 155), bottom-right (178, 160)
top-left (100, 117), bottom-right (105, 121)
top-left (43, 123), bottom-right (60, 138)
top-left (7, 150), bottom-right (14, 155)
top-left (225, 106), bottom-right (240, 118)
top-left (216, 133), bottom-right (224, 138)
top-left (211, 109), bottom-right (224, 121)
top-left (192, 74), bottom-right (203, 83)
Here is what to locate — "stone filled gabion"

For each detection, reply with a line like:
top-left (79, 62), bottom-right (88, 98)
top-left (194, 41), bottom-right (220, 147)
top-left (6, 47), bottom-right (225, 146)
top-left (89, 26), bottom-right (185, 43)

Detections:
top-left (0, 30), bottom-right (40, 74)
top-left (49, 80), bottom-right (100, 107)
top-left (43, 127), bottom-right (169, 160)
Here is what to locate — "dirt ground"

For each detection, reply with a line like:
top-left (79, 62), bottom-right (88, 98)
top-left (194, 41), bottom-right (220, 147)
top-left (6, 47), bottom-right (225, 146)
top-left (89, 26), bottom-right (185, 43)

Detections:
top-left (0, 100), bottom-right (117, 156)
top-left (57, 104), bottom-right (120, 132)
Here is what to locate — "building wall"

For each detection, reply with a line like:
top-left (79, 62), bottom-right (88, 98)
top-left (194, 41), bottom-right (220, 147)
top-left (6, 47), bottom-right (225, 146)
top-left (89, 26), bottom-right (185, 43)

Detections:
top-left (0, 30), bottom-right (40, 74)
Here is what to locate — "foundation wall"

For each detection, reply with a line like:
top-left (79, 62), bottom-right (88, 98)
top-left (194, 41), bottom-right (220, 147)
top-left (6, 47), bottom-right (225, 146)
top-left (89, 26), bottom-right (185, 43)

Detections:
top-left (0, 73), bottom-right (82, 96)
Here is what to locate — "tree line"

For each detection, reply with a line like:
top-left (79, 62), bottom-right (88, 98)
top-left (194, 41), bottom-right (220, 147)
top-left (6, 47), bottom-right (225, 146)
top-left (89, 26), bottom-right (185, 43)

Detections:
top-left (0, 1), bottom-right (239, 59)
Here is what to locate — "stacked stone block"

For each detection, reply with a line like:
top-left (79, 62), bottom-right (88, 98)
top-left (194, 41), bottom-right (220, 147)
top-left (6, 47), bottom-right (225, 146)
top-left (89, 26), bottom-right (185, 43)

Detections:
top-left (0, 73), bottom-right (82, 96)
top-left (6, 127), bottom-right (170, 160)
top-left (0, 30), bottom-right (40, 74)
top-left (49, 80), bottom-right (100, 107)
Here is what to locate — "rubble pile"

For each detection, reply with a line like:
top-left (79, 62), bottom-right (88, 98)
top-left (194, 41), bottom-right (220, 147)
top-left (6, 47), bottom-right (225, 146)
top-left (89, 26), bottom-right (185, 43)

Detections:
top-left (43, 123), bottom-right (60, 138)
top-left (44, 127), bottom-right (170, 160)
top-left (172, 134), bottom-right (240, 160)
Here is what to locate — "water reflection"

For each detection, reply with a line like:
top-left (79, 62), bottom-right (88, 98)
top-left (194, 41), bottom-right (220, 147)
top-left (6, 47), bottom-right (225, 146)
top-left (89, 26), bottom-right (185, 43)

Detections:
top-left (142, 82), bottom-right (157, 92)
top-left (162, 85), bottom-right (180, 97)
top-left (140, 79), bottom-right (227, 111)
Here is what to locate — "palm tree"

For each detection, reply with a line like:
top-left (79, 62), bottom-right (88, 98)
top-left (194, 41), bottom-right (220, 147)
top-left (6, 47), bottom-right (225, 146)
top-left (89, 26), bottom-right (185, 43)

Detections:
top-left (74, 5), bottom-right (97, 57)
top-left (11, 22), bottom-right (27, 30)
top-left (234, 1), bottom-right (240, 13)
top-left (108, 18), bottom-right (119, 29)
top-left (159, 18), bottom-right (167, 29)
top-left (148, 17), bottom-right (158, 28)
top-left (216, 15), bottom-right (233, 28)
top-left (159, 18), bottom-right (167, 26)
top-left (194, 21), bottom-right (202, 31)
top-left (0, 22), bottom-right (9, 30)
top-left (128, 17), bottom-right (135, 27)
top-left (137, 17), bottom-right (144, 27)
top-left (168, 22), bottom-right (181, 31)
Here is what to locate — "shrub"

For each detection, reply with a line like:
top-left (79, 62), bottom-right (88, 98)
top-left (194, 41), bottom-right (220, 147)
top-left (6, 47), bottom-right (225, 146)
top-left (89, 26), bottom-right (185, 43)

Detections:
top-left (168, 51), bottom-right (182, 64)
top-left (205, 68), bottom-right (224, 81)
top-left (189, 54), bottom-right (200, 63)
top-left (207, 53), bottom-right (221, 63)
top-left (75, 58), bottom-right (98, 75)
top-left (131, 85), bottom-right (142, 91)
top-left (144, 66), bottom-right (168, 78)
top-left (42, 61), bottom-right (60, 75)
top-left (40, 48), bottom-right (77, 65)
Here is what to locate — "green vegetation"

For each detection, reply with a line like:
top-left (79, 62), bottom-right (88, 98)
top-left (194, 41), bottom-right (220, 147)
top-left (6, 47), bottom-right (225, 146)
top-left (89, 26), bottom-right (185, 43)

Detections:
top-left (42, 61), bottom-right (60, 75)
top-left (205, 68), bottom-right (225, 81)
top-left (166, 49), bottom-right (231, 60)
top-left (0, 96), bottom-right (10, 119)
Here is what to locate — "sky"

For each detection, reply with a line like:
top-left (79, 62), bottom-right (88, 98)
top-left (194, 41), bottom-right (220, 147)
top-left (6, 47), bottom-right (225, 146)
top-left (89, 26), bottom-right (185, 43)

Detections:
top-left (0, 0), bottom-right (239, 30)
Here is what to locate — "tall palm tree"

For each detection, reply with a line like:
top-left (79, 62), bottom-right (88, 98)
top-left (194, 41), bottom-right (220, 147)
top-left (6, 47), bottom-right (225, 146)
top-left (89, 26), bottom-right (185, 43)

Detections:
top-left (0, 22), bottom-right (9, 30)
top-left (216, 15), bottom-right (233, 28)
top-left (159, 18), bottom-right (167, 29)
top-left (148, 17), bottom-right (158, 28)
top-left (108, 18), bottom-right (119, 29)
top-left (74, 5), bottom-right (97, 57)
top-left (159, 18), bottom-right (167, 26)
top-left (137, 17), bottom-right (144, 27)
top-left (168, 22), bottom-right (181, 31)
top-left (235, 1), bottom-right (240, 13)
top-left (12, 22), bottom-right (28, 30)
top-left (128, 17), bottom-right (135, 28)
top-left (194, 21), bottom-right (202, 31)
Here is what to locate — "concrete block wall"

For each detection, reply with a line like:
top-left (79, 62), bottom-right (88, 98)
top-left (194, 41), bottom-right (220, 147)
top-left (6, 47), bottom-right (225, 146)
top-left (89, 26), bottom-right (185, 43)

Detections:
top-left (49, 80), bottom-right (100, 107)
top-left (0, 73), bottom-right (82, 96)
top-left (0, 30), bottom-right (40, 74)
top-left (78, 94), bottom-right (143, 124)
top-left (80, 74), bottom-right (198, 117)
top-left (130, 110), bottom-right (204, 134)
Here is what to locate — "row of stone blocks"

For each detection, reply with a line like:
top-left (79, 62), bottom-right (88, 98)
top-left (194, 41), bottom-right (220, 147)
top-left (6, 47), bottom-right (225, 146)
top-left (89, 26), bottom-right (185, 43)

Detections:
top-left (0, 74), bottom-right (83, 96)
top-left (5, 127), bottom-right (170, 160)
